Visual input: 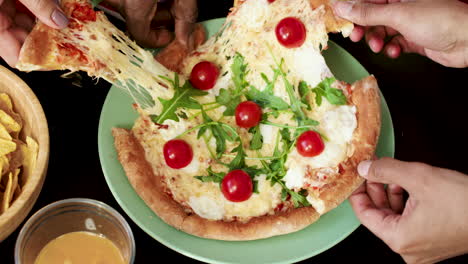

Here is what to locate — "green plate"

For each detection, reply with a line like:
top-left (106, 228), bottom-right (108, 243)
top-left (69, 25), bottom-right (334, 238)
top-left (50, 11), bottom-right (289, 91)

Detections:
top-left (98, 18), bottom-right (394, 264)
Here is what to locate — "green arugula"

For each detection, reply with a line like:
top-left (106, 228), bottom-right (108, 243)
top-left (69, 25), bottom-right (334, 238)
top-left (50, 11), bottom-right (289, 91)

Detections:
top-left (228, 143), bottom-right (246, 170)
top-left (257, 129), bottom-right (310, 207)
top-left (245, 70), bottom-right (289, 110)
top-left (195, 167), bottom-right (224, 183)
top-left (249, 125), bottom-right (263, 150)
top-left (312, 77), bottom-right (347, 106)
top-left (90, 0), bottom-right (104, 7)
top-left (298, 81), bottom-right (312, 110)
top-left (215, 88), bottom-right (241, 116)
top-left (196, 109), bottom-right (237, 158)
top-left (151, 74), bottom-right (207, 124)
top-left (216, 53), bottom-right (249, 116)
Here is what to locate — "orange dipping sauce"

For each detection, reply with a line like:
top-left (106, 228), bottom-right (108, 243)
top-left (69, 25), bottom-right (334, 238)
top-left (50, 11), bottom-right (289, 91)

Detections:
top-left (34, 231), bottom-right (126, 264)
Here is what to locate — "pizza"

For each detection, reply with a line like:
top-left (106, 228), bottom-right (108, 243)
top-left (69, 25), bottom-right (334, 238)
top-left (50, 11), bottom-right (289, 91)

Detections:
top-left (16, 0), bottom-right (381, 240)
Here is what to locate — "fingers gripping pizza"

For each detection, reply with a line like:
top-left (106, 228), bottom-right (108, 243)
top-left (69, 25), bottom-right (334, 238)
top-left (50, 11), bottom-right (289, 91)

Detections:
top-left (16, 0), bottom-right (381, 240)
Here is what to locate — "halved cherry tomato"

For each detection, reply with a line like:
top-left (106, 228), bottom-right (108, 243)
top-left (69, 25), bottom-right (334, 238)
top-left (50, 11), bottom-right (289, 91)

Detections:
top-left (296, 131), bottom-right (324, 157)
top-left (163, 139), bottom-right (193, 169)
top-left (189, 61), bottom-right (219, 90)
top-left (275, 17), bottom-right (306, 48)
top-left (235, 101), bottom-right (262, 128)
top-left (221, 170), bottom-right (253, 202)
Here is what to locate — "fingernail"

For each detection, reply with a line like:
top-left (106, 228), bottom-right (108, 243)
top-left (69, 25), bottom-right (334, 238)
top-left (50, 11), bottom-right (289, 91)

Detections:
top-left (358, 160), bottom-right (372, 177)
top-left (333, 1), bottom-right (355, 19)
top-left (51, 9), bottom-right (69, 28)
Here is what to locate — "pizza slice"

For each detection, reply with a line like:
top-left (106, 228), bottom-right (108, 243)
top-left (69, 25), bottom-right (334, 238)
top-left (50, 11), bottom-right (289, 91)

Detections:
top-left (16, 0), bottom-right (381, 241)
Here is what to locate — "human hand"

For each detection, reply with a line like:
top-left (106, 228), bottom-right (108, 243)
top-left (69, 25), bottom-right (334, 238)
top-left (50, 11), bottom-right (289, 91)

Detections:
top-left (331, 0), bottom-right (468, 68)
top-left (105, 0), bottom-right (204, 72)
top-left (350, 157), bottom-right (468, 263)
top-left (0, 0), bottom-right (69, 67)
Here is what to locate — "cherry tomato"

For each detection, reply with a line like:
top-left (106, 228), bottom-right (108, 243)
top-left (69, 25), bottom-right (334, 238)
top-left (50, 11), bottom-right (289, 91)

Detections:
top-left (163, 139), bottom-right (193, 169)
top-left (221, 170), bottom-right (253, 202)
top-left (268, 0), bottom-right (275, 2)
top-left (275, 17), bottom-right (306, 48)
top-left (296, 131), bottom-right (325, 157)
top-left (235, 101), bottom-right (262, 128)
top-left (189, 61), bottom-right (220, 90)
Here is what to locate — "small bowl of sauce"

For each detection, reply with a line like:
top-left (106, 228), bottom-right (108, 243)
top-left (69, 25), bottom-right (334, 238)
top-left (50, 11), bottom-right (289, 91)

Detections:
top-left (15, 198), bottom-right (135, 264)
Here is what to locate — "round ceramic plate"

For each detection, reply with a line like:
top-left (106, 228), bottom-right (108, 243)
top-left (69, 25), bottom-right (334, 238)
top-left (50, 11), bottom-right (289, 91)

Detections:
top-left (98, 18), bottom-right (395, 264)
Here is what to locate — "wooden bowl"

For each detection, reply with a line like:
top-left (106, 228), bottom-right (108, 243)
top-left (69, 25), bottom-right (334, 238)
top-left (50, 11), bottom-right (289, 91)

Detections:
top-left (0, 66), bottom-right (50, 242)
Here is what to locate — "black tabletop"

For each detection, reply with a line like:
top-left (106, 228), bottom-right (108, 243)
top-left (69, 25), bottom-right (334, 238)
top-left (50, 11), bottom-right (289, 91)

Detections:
top-left (1, 1), bottom-right (468, 263)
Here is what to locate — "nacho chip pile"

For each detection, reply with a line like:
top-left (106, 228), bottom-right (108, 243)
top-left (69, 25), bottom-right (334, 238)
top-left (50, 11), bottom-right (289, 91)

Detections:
top-left (0, 93), bottom-right (38, 215)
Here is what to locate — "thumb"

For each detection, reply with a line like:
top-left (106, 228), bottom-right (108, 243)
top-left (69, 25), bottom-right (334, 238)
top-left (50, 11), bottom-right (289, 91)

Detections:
top-left (20, 0), bottom-right (69, 29)
top-left (332, 1), bottom-right (404, 28)
top-left (358, 157), bottom-right (432, 193)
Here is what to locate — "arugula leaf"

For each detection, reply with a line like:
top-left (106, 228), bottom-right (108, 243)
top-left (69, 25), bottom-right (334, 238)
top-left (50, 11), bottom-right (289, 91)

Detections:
top-left (90, 0), bottom-right (104, 7)
top-left (298, 81), bottom-right (312, 110)
top-left (228, 143), bottom-right (246, 171)
top-left (215, 53), bottom-right (249, 116)
top-left (231, 53), bottom-right (249, 93)
top-left (312, 77), bottom-right (347, 106)
top-left (249, 125), bottom-right (263, 150)
top-left (245, 86), bottom-right (289, 110)
top-left (215, 88), bottom-right (241, 116)
top-left (289, 189), bottom-right (310, 207)
top-left (151, 74), bottom-right (207, 123)
top-left (197, 109), bottom-right (236, 158)
top-left (195, 167), bottom-right (224, 183)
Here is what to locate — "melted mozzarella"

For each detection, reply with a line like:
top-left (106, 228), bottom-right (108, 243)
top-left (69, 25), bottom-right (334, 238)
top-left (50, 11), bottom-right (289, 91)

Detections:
top-left (188, 196), bottom-right (224, 220)
top-left (286, 46), bottom-right (332, 88)
top-left (321, 105), bottom-right (357, 144)
top-left (181, 158), bottom-right (200, 174)
top-left (306, 195), bottom-right (326, 214)
top-left (236, 0), bottom-right (271, 31)
top-left (159, 119), bottom-right (188, 141)
top-left (284, 166), bottom-right (305, 189)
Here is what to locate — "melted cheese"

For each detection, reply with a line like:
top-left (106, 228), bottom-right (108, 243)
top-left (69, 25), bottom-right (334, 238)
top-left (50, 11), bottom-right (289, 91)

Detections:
top-left (188, 196), bottom-right (224, 220)
top-left (321, 105), bottom-right (357, 144)
top-left (159, 119), bottom-right (188, 141)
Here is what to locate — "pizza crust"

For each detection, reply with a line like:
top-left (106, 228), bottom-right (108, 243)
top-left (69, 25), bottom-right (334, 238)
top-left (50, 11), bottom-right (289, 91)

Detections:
top-left (112, 127), bottom-right (320, 241)
top-left (16, 23), bottom-right (57, 71)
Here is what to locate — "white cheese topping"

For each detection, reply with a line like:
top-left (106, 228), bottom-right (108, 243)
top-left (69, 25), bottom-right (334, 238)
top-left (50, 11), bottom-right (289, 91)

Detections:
top-left (307, 195), bottom-right (326, 214)
top-left (287, 46), bottom-right (332, 88)
top-left (259, 124), bottom-right (277, 145)
top-left (284, 166), bottom-right (305, 189)
top-left (236, 0), bottom-right (270, 31)
top-left (321, 105), bottom-right (357, 144)
top-left (188, 196), bottom-right (224, 220)
top-left (181, 157), bottom-right (200, 174)
top-left (159, 119), bottom-right (188, 141)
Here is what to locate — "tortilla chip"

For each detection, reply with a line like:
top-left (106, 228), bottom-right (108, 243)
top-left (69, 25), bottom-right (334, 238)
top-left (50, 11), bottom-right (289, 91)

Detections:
top-left (0, 138), bottom-right (16, 156)
top-left (7, 141), bottom-right (23, 172)
top-left (1, 172), bottom-right (13, 213)
top-left (8, 169), bottom-right (19, 204)
top-left (0, 110), bottom-right (21, 133)
top-left (0, 93), bottom-right (13, 110)
top-left (0, 123), bottom-right (12, 141)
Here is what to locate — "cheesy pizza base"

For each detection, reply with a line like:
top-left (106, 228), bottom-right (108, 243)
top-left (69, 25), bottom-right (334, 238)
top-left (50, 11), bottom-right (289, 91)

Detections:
top-left (113, 76), bottom-right (380, 241)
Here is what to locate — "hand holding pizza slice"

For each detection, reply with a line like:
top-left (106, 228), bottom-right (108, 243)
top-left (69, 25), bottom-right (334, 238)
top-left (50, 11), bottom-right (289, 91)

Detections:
top-left (15, 0), bottom-right (381, 240)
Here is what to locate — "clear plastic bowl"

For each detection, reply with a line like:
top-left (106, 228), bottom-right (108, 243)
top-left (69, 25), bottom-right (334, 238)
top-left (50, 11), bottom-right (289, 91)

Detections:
top-left (14, 198), bottom-right (135, 264)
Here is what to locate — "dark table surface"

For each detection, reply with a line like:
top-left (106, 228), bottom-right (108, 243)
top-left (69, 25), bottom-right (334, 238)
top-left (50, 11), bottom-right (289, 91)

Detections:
top-left (1, 0), bottom-right (468, 263)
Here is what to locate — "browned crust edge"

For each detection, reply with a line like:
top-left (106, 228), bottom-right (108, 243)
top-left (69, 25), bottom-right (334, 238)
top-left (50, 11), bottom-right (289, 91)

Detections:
top-left (112, 127), bottom-right (320, 241)
top-left (316, 75), bottom-right (381, 213)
